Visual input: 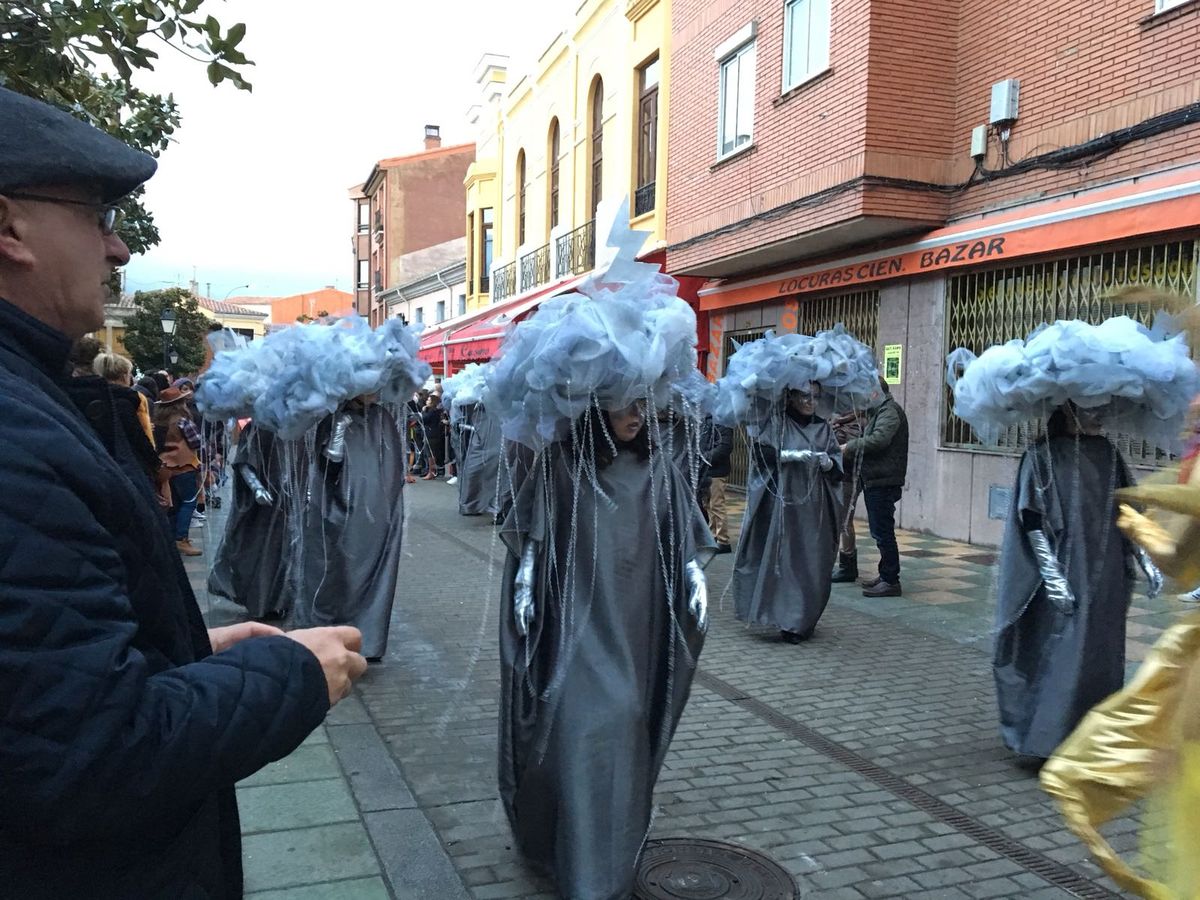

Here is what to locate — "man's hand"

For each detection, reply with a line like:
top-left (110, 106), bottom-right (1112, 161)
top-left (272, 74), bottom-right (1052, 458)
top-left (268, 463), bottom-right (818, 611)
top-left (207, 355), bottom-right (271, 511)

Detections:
top-left (838, 444), bottom-right (848, 455)
top-left (285, 626), bottom-right (368, 707)
top-left (207, 621), bottom-right (284, 654)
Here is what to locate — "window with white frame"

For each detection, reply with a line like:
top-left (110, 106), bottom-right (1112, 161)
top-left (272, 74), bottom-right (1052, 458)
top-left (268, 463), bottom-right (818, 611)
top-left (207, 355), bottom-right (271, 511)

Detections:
top-left (415, 307), bottom-right (424, 324)
top-left (783, 0), bottom-right (831, 91)
top-left (1155, 0), bottom-right (1189, 10)
top-left (717, 31), bottom-right (756, 159)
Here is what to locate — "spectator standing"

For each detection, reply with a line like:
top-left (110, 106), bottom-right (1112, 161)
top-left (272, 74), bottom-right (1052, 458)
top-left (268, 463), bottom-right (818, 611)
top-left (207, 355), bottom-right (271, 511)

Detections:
top-left (155, 387), bottom-right (204, 555)
top-left (94, 351), bottom-right (158, 482)
top-left (0, 85), bottom-right (365, 898)
top-left (68, 335), bottom-right (104, 377)
top-left (830, 408), bottom-right (866, 582)
top-left (700, 415), bottom-right (734, 553)
top-left (841, 377), bottom-right (909, 597)
top-left (421, 392), bottom-right (446, 480)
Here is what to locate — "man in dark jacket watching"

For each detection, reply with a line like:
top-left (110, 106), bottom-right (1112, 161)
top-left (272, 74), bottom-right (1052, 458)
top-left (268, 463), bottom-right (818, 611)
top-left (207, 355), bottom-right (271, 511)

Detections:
top-left (0, 86), bottom-right (367, 898)
top-left (840, 376), bottom-right (909, 597)
top-left (700, 416), bottom-right (735, 553)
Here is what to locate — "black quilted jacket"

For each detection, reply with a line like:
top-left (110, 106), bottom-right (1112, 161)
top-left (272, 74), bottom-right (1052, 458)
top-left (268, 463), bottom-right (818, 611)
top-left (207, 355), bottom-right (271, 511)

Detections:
top-left (0, 298), bottom-right (329, 898)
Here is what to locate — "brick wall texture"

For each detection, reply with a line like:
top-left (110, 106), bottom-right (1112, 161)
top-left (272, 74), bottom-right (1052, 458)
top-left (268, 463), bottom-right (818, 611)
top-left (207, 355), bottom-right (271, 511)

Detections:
top-left (666, 0), bottom-right (1200, 274)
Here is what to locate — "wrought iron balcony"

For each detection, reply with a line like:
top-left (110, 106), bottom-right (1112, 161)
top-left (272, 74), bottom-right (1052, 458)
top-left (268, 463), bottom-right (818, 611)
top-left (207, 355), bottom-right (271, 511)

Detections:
top-left (554, 220), bottom-right (596, 280)
top-left (492, 261), bottom-right (517, 303)
top-left (634, 181), bottom-right (656, 217)
top-left (519, 243), bottom-right (552, 293)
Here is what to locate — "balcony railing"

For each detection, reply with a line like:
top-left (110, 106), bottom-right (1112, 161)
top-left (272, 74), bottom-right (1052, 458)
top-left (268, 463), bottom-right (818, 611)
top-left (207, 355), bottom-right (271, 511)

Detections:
top-left (634, 181), bottom-right (656, 217)
top-left (555, 220), bottom-right (596, 280)
top-left (519, 243), bottom-right (552, 293)
top-left (492, 261), bottom-right (518, 303)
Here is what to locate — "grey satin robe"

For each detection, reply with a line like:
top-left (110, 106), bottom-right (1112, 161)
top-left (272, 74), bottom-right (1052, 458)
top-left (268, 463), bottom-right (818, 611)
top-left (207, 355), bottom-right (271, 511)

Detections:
top-left (288, 403), bottom-right (407, 659)
top-left (458, 403), bottom-right (506, 516)
top-left (733, 413), bottom-right (843, 637)
top-left (207, 425), bottom-right (293, 618)
top-left (994, 435), bottom-right (1134, 759)
top-left (498, 444), bottom-right (714, 900)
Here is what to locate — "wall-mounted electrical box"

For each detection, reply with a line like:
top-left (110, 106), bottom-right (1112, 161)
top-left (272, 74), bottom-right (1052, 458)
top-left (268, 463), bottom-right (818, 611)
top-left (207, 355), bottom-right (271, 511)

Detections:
top-left (970, 125), bottom-right (988, 159)
top-left (989, 79), bottom-right (1020, 126)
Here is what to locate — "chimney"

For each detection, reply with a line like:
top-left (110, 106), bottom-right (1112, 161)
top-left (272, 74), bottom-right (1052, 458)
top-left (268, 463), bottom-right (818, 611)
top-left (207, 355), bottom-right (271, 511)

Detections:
top-left (424, 124), bottom-right (441, 151)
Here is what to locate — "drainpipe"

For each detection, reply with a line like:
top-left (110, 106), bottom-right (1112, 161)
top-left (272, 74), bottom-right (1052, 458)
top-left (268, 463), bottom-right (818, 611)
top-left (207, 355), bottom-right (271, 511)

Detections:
top-left (435, 267), bottom-right (454, 375)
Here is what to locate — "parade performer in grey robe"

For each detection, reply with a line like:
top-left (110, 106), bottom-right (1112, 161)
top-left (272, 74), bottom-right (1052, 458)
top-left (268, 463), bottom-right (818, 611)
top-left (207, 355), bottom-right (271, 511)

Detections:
top-left (206, 424), bottom-right (293, 619)
top-left (947, 314), bottom-right (1193, 761)
top-left (289, 398), bottom-right (407, 660)
top-left (734, 386), bottom-right (843, 642)
top-left (197, 314), bottom-right (430, 661)
top-left (716, 326), bottom-right (878, 643)
top-left (443, 363), bottom-right (508, 517)
top-left (458, 403), bottom-right (506, 516)
top-left (489, 202), bottom-right (714, 900)
top-left (993, 405), bottom-right (1143, 759)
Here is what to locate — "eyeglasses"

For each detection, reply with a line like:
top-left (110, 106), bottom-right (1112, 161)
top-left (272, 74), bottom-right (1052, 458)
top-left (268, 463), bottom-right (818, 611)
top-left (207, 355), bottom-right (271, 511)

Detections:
top-left (3, 192), bottom-right (123, 235)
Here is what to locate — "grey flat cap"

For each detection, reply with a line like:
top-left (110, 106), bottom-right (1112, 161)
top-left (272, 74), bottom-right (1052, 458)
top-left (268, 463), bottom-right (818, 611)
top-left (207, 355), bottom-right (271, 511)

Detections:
top-left (0, 87), bottom-right (157, 202)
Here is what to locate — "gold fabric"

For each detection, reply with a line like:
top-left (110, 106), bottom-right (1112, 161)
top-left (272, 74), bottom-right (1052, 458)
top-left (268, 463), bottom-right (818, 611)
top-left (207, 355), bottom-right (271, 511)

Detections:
top-left (1040, 613), bottom-right (1200, 899)
top-left (1116, 462), bottom-right (1200, 585)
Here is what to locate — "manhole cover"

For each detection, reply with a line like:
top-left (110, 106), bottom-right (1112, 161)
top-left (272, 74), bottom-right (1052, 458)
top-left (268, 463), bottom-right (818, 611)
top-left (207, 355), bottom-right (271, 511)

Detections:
top-left (635, 838), bottom-right (797, 900)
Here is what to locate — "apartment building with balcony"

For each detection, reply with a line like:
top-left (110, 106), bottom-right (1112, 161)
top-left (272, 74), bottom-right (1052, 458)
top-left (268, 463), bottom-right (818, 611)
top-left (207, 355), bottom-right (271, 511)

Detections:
top-left (667, 0), bottom-right (1200, 545)
top-left (419, 0), bottom-right (703, 374)
top-left (350, 128), bottom-right (475, 326)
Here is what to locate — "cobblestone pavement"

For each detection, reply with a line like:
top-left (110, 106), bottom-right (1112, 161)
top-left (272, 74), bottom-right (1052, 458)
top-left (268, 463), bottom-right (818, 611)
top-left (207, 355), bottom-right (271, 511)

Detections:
top-left (184, 478), bottom-right (1194, 899)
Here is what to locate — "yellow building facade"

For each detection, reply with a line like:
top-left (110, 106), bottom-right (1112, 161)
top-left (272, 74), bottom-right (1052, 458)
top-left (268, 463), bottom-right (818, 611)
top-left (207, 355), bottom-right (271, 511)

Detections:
top-left (463, 0), bottom-right (673, 312)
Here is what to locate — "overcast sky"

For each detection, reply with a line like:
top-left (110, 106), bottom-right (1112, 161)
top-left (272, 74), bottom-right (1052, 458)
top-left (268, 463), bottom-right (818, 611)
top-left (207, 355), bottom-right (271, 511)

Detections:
top-left (124, 0), bottom-right (561, 300)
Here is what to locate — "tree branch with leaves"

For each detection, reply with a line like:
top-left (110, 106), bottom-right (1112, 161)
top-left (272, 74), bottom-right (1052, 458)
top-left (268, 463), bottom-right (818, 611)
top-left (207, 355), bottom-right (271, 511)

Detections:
top-left (0, 1), bottom-right (253, 254)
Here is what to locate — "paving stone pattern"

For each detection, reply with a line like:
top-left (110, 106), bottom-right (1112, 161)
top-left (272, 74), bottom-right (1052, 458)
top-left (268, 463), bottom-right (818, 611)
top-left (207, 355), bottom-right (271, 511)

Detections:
top-left (183, 479), bottom-right (1194, 899)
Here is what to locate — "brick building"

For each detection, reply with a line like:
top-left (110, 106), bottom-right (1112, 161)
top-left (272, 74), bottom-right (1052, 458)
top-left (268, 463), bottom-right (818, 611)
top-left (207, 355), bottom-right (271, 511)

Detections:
top-left (667, 0), bottom-right (1200, 545)
top-left (350, 130), bottom-right (475, 325)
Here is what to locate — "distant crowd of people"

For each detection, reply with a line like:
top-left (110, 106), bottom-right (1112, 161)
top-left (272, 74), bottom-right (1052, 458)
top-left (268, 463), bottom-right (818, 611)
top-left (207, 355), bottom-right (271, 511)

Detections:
top-left (67, 335), bottom-right (222, 558)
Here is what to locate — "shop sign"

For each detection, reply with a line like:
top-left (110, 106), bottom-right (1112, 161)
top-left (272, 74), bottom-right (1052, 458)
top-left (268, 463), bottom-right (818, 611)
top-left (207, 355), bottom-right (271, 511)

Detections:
top-left (774, 238), bottom-right (1008, 296)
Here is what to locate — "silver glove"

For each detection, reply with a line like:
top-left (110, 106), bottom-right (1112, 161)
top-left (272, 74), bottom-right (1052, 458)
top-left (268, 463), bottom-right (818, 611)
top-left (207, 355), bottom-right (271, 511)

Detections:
top-left (814, 452), bottom-right (834, 472)
top-left (1135, 546), bottom-right (1164, 600)
top-left (514, 539), bottom-right (537, 637)
top-left (1028, 529), bottom-right (1075, 615)
top-left (324, 414), bottom-right (353, 462)
top-left (239, 467), bottom-right (274, 506)
top-left (685, 559), bottom-right (708, 633)
top-left (779, 449), bottom-right (813, 464)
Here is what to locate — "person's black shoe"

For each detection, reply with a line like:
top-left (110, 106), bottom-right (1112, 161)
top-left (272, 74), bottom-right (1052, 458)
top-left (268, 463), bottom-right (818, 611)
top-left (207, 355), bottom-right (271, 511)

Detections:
top-left (830, 550), bottom-right (858, 583)
top-left (779, 630), bottom-right (805, 644)
top-left (862, 580), bottom-right (902, 598)
top-left (714, 543), bottom-right (733, 555)
top-left (859, 574), bottom-right (884, 589)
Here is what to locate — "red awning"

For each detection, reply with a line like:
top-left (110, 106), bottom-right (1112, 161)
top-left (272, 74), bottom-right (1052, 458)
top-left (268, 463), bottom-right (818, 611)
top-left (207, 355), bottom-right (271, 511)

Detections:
top-left (418, 273), bottom-right (589, 373)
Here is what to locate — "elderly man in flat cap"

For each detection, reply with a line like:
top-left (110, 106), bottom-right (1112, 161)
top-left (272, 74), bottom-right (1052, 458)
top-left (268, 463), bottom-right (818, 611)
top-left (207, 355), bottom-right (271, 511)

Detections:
top-left (0, 87), bottom-right (369, 898)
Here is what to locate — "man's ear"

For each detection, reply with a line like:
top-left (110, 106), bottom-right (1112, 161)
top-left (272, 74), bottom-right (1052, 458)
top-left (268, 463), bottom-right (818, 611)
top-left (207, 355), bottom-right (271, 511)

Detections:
top-left (0, 197), bottom-right (38, 267)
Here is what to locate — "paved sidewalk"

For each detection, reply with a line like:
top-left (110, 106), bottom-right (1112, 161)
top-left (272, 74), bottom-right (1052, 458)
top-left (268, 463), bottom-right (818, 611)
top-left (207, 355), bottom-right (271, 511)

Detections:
top-left (184, 479), bottom-right (1191, 899)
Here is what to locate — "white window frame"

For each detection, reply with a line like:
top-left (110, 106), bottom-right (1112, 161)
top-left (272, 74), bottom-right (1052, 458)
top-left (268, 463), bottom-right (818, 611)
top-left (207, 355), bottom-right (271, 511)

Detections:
top-left (1155, 0), bottom-right (1189, 11)
top-left (715, 23), bottom-right (758, 161)
top-left (782, 0), bottom-right (831, 93)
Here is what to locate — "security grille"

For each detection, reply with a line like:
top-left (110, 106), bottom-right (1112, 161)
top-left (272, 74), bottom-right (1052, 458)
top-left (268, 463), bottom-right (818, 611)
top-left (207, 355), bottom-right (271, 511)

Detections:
top-left (795, 289), bottom-right (880, 350)
top-left (943, 237), bottom-right (1199, 465)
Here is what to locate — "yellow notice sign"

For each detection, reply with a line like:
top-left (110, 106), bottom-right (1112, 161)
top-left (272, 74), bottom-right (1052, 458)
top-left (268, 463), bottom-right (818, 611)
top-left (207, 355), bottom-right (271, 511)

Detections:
top-left (883, 344), bottom-right (903, 385)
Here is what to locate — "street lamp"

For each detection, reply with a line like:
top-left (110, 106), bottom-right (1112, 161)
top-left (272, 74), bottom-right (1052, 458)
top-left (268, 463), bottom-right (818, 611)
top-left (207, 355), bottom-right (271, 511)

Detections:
top-left (223, 284), bottom-right (250, 301)
top-left (168, 345), bottom-right (180, 367)
top-left (160, 308), bottom-right (177, 369)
